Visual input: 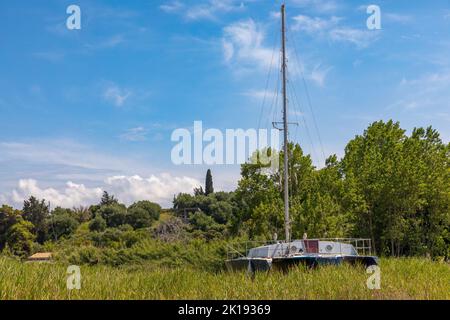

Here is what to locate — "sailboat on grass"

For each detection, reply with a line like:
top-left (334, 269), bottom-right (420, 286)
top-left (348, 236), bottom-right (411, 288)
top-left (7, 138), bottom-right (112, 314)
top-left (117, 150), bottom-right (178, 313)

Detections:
top-left (226, 4), bottom-right (378, 273)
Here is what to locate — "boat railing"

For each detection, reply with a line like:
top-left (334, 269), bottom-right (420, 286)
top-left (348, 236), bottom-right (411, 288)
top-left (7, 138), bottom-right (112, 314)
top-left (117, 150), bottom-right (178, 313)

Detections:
top-left (226, 238), bottom-right (373, 260)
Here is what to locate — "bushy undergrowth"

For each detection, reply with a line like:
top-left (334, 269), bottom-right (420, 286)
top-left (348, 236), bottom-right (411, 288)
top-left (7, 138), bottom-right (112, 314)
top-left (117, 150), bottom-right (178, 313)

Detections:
top-left (57, 238), bottom-right (228, 272)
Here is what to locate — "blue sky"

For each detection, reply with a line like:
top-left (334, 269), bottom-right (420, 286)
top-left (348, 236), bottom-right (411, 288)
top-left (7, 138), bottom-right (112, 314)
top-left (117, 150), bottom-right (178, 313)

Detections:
top-left (0, 0), bottom-right (449, 208)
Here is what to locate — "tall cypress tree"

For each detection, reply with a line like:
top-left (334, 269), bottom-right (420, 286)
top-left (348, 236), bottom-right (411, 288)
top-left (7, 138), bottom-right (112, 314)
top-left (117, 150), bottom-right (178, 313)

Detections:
top-left (205, 169), bottom-right (214, 195)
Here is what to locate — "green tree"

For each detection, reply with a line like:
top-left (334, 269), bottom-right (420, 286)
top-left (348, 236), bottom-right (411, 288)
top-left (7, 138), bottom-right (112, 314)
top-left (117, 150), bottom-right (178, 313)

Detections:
top-left (22, 196), bottom-right (50, 243)
top-left (89, 215), bottom-right (107, 232)
top-left (100, 191), bottom-right (118, 206)
top-left (47, 207), bottom-right (79, 240)
top-left (342, 121), bottom-right (450, 257)
top-left (98, 204), bottom-right (127, 228)
top-left (127, 201), bottom-right (161, 229)
top-left (72, 206), bottom-right (92, 223)
top-left (233, 155), bottom-right (282, 237)
top-left (188, 211), bottom-right (225, 240)
top-left (6, 217), bottom-right (35, 257)
top-left (0, 205), bottom-right (21, 250)
top-left (205, 169), bottom-right (214, 195)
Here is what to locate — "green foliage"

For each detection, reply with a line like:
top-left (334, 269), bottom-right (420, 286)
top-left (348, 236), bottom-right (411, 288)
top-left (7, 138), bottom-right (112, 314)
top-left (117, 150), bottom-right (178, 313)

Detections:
top-left (97, 204), bottom-right (128, 228)
top-left (72, 206), bottom-right (92, 223)
top-left (89, 215), bottom-right (107, 232)
top-left (100, 191), bottom-right (119, 206)
top-left (22, 196), bottom-right (50, 243)
top-left (90, 227), bottom-right (141, 249)
top-left (342, 121), bottom-right (450, 256)
top-left (58, 237), bottom-right (228, 272)
top-left (47, 207), bottom-right (79, 240)
top-left (0, 120), bottom-right (447, 260)
top-left (233, 121), bottom-right (449, 258)
top-left (188, 211), bottom-right (225, 240)
top-left (173, 191), bottom-right (236, 239)
top-left (6, 217), bottom-right (35, 257)
top-left (0, 205), bottom-right (21, 250)
top-left (0, 257), bottom-right (448, 299)
top-left (127, 201), bottom-right (161, 229)
top-left (205, 169), bottom-right (214, 195)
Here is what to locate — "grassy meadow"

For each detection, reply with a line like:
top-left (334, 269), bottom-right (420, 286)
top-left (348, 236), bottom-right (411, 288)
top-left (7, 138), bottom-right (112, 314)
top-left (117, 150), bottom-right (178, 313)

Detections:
top-left (0, 257), bottom-right (448, 300)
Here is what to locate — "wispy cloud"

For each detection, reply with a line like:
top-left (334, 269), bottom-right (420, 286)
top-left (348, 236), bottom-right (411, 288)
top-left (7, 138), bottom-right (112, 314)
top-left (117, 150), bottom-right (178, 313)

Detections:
top-left (222, 19), bottom-right (273, 71)
top-left (160, 0), bottom-right (245, 21)
top-left (0, 139), bottom-right (135, 173)
top-left (291, 15), bottom-right (341, 33)
top-left (292, 14), bottom-right (379, 48)
top-left (291, 0), bottom-right (339, 13)
top-left (389, 71), bottom-right (450, 112)
top-left (329, 27), bottom-right (378, 48)
top-left (120, 127), bottom-right (149, 142)
top-left (160, 1), bottom-right (184, 13)
top-left (84, 34), bottom-right (125, 50)
top-left (222, 18), bottom-right (332, 86)
top-left (309, 64), bottom-right (332, 87)
top-left (241, 89), bottom-right (271, 100)
top-left (103, 84), bottom-right (132, 107)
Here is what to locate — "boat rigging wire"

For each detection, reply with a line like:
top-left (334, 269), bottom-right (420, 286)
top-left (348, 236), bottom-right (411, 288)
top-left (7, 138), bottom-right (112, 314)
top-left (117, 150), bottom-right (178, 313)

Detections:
top-left (287, 72), bottom-right (320, 166)
top-left (286, 21), bottom-right (327, 165)
top-left (257, 18), bottom-right (280, 132)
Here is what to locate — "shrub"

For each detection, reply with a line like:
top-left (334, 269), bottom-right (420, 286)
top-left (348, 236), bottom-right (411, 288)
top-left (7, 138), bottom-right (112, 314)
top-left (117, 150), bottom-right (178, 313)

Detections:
top-left (128, 201), bottom-right (161, 229)
top-left (6, 217), bottom-right (35, 257)
top-left (48, 212), bottom-right (79, 240)
top-left (97, 204), bottom-right (127, 228)
top-left (89, 215), bottom-right (107, 232)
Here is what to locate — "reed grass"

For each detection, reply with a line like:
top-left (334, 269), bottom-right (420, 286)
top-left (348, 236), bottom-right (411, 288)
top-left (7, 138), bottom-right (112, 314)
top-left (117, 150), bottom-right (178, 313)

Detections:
top-left (0, 257), bottom-right (448, 300)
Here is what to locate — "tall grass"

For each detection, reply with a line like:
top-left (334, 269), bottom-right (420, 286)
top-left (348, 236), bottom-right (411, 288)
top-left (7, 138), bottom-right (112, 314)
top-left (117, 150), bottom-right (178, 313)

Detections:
top-left (0, 257), bottom-right (448, 300)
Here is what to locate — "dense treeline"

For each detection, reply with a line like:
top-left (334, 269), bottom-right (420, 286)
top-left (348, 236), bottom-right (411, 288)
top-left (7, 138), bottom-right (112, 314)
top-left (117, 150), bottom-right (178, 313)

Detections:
top-left (174, 121), bottom-right (450, 257)
top-left (0, 191), bottom-right (161, 257)
top-left (0, 120), bottom-right (449, 262)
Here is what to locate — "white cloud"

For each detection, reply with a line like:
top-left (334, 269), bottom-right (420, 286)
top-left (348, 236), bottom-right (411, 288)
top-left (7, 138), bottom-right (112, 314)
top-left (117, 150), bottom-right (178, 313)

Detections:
top-left (291, 0), bottom-right (339, 13)
top-left (160, 0), bottom-right (245, 21)
top-left (103, 84), bottom-right (132, 107)
top-left (241, 89), bottom-right (270, 100)
top-left (292, 14), bottom-right (379, 48)
top-left (329, 27), bottom-right (377, 48)
top-left (104, 174), bottom-right (200, 206)
top-left (310, 64), bottom-right (332, 87)
top-left (160, 1), bottom-right (184, 13)
top-left (222, 18), bottom-right (332, 86)
top-left (12, 180), bottom-right (103, 208)
top-left (292, 15), bottom-right (341, 33)
top-left (222, 19), bottom-right (273, 71)
top-left (222, 39), bottom-right (234, 62)
top-left (7, 174), bottom-right (201, 208)
top-left (270, 11), bottom-right (281, 20)
top-left (0, 139), bottom-right (135, 173)
top-left (120, 127), bottom-right (149, 142)
top-left (389, 71), bottom-right (450, 111)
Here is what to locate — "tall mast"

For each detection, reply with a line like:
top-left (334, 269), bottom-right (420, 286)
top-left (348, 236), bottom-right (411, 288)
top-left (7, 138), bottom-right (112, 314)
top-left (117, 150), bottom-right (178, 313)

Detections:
top-left (281, 4), bottom-right (290, 244)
